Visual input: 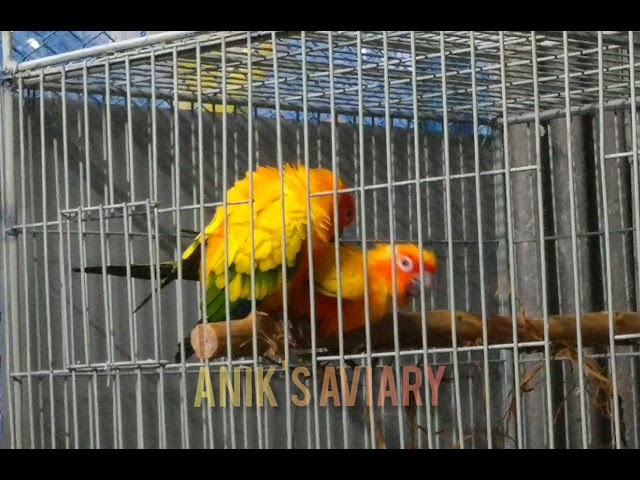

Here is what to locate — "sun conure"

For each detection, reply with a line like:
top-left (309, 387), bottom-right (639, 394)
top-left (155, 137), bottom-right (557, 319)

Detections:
top-left (291, 242), bottom-right (438, 337)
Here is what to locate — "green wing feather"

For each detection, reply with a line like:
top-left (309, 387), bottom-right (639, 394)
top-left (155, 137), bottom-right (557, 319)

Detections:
top-left (203, 252), bottom-right (303, 324)
top-left (174, 252), bottom-right (302, 363)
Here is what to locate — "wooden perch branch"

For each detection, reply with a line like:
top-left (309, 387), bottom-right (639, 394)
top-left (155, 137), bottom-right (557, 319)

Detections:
top-left (190, 309), bottom-right (640, 362)
top-left (190, 312), bottom-right (285, 362)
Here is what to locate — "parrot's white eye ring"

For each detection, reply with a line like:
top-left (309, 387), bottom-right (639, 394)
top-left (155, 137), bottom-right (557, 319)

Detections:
top-left (397, 255), bottom-right (414, 272)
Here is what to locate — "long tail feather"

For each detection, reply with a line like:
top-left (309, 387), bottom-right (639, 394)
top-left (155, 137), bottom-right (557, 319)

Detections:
top-left (73, 236), bottom-right (205, 316)
top-left (72, 263), bottom-right (178, 280)
top-left (132, 248), bottom-right (204, 313)
top-left (132, 268), bottom-right (179, 314)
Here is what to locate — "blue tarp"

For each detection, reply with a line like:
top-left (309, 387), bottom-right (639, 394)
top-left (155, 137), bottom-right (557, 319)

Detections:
top-left (0, 31), bottom-right (146, 65)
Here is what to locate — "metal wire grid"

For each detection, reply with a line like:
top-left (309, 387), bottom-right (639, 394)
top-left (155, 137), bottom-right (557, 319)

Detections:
top-left (8, 31), bottom-right (640, 125)
top-left (0, 31), bottom-right (639, 449)
top-left (6, 32), bottom-right (120, 64)
top-left (0, 32), bottom-right (157, 72)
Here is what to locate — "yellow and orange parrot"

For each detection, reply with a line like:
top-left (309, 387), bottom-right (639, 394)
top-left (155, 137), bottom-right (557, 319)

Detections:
top-left (172, 164), bottom-right (356, 361)
top-left (296, 242), bottom-right (438, 337)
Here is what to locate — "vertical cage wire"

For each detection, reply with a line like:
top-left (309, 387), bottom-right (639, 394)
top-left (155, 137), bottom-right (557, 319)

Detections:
top-left (498, 31), bottom-right (524, 447)
top-left (596, 31), bottom-right (622, 448)
top-left (409, 30), bottom-right (435, 450)
top-left (559, 31), bottom-right (589, 449)
top-left (531, 32), bottom-right (556, 448)
top-left (439, 30), bottom-right (465, 447)
top-left (1, 30), bottom-right (19, 449)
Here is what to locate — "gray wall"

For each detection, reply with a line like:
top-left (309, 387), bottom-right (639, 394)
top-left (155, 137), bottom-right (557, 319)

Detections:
top-left (1, 93), bottom-right (639, 448)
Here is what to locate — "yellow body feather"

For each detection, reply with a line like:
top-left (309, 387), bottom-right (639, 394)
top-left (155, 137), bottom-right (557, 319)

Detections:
top-left (181, 164), bottom-right (343, 307)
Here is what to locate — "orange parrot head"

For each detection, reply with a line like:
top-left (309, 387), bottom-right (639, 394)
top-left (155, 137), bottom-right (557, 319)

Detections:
top-left (370, 243), bottom-right (438, 306)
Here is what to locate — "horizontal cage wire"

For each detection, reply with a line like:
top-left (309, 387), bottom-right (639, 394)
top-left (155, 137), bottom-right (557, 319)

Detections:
top-left (0, 30), bottom-right (639, 450)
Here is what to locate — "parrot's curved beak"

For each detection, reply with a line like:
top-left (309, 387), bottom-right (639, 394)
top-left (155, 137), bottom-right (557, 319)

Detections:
top-left (408, 271), bottom-right (434, 298)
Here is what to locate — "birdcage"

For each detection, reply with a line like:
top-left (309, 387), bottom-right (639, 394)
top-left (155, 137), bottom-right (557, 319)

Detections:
top-left (1, 31), bottom-right (639, 449)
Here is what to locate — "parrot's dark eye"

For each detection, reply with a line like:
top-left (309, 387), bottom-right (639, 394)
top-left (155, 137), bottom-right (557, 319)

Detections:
top-left (397, 255), bottom-right (414, 272)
